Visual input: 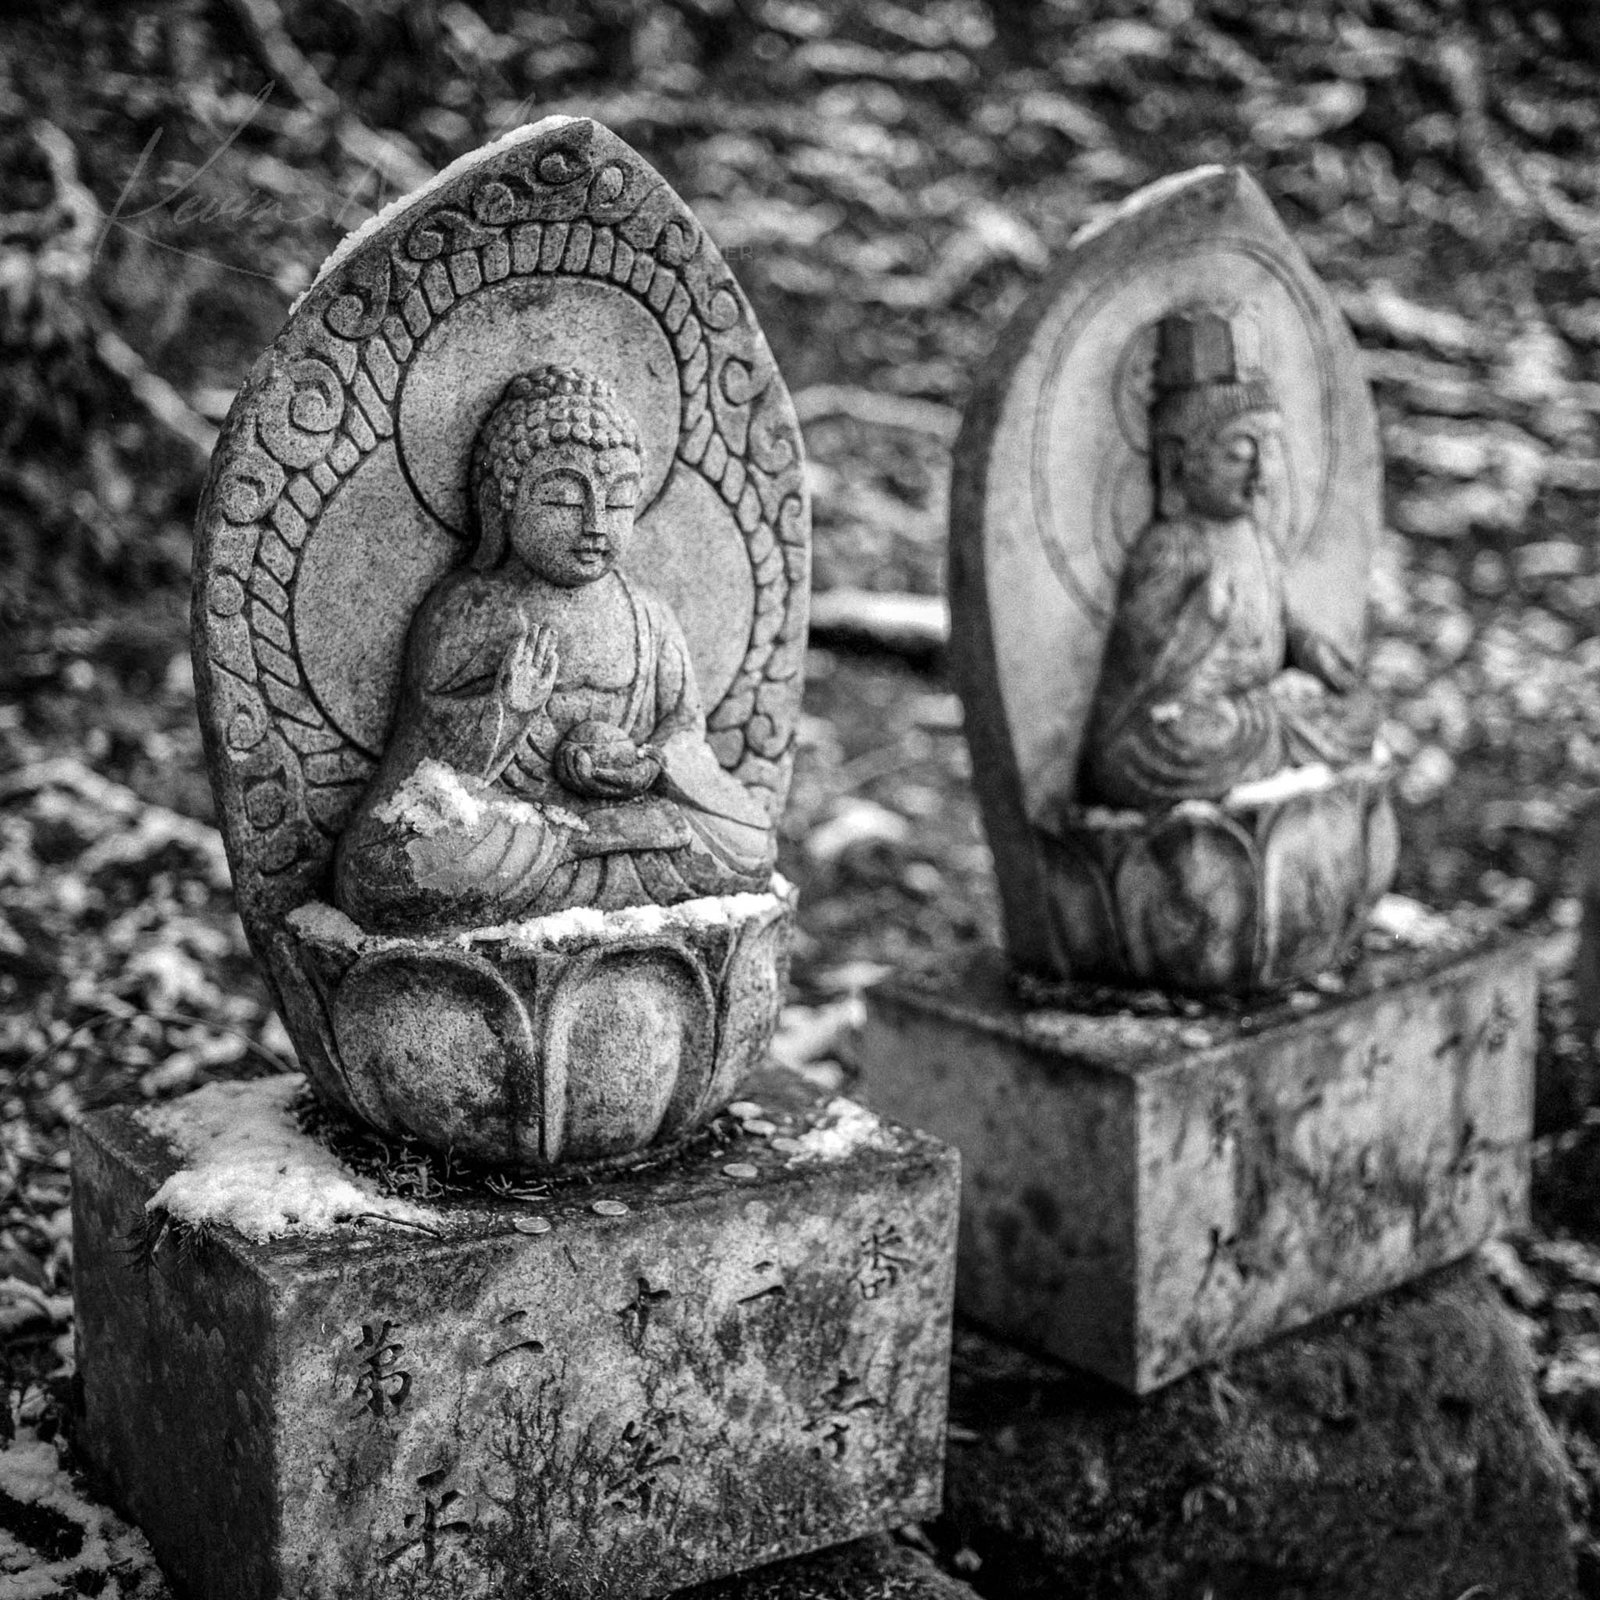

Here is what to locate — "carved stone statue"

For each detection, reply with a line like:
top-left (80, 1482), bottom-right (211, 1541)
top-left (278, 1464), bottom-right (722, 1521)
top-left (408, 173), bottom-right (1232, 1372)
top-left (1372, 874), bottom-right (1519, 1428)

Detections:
top-left (191, 118), bottom-right (810, 1166)
top-left (949, 166), bottom-right (1397, 994)
top-left (336, 365), bottom-right (771, 935)
top-left (1083, 306), bottom-right (1380, 807)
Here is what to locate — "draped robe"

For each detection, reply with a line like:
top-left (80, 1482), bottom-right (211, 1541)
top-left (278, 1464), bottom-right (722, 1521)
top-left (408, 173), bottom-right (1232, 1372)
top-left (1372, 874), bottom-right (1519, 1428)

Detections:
top-left (336, 567), bottom-right (772, 934)
top-left (1082, 513), bottom-right (1377, 808)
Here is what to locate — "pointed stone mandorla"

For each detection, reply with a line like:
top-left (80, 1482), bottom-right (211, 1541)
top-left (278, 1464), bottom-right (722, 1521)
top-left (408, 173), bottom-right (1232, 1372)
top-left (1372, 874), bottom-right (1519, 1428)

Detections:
top-left (190, 116), bottom-right (812, 1166)
top-left (949, 165), bottom-right (1396, 994)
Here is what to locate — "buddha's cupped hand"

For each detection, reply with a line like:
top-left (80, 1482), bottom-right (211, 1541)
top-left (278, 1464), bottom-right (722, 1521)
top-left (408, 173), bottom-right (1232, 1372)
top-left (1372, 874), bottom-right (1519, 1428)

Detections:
top-left (1290, 627), bottom-right (1359, 694)
top-left (554, 721), bottom-right (663, 798)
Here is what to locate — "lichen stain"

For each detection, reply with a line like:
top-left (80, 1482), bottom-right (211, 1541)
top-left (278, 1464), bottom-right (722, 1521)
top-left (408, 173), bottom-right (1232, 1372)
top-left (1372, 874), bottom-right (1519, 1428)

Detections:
top-left (1021, 1184), bottom-right (1061, 1236)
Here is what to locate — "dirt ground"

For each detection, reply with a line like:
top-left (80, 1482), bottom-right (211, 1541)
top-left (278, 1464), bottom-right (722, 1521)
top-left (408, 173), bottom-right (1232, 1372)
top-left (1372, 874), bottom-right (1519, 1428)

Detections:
top-left (10, 0), bottom-right (1600, 1592)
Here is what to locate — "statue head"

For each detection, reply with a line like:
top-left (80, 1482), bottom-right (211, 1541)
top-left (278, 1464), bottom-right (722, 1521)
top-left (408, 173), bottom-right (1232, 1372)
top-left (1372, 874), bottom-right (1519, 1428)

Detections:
top-left (469, 365), bottom-right (645, 585)
top-left (1149, 306), bottom-right (1281, 522)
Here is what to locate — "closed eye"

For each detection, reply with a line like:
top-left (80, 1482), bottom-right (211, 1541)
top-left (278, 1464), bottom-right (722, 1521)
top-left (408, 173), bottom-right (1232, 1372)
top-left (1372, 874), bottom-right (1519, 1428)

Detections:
top-left (607, 475), bottom-right (641, 510)
top-left (530, 471), bottom-right (587, 507)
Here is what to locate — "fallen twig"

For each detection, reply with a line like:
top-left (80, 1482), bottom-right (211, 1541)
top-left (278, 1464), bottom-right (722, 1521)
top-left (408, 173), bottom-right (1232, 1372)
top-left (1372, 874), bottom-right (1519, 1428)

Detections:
top-left (794, 384), bottom-right (961, 445)
top-left (26, 122), bottom-right (221, 460)
top-left (15, 1006), bottom-right (294, 1083)
top-left (809, 589), bottom-right (950, 662)
top-left (1435, 38), bottom-right (1535, 218)
top-left (31, 120), bottom-right (100, 273)
top-left (1338, 282), bottom-right (1489, 362)
top-left (222, 0), bottom-right (432, 196)
top-left (91, 319), bottom-right (218, 461)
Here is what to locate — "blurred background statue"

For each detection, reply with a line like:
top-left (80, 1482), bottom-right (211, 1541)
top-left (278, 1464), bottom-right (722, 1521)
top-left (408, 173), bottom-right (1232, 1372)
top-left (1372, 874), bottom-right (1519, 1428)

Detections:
top-left (1085, 305), bottom-right (1380, 808)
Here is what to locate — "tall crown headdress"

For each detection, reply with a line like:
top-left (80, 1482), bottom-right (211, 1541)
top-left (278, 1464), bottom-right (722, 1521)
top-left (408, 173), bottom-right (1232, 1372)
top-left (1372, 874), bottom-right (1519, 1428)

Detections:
top-left (1149, 305), bottom-right (1279, 445)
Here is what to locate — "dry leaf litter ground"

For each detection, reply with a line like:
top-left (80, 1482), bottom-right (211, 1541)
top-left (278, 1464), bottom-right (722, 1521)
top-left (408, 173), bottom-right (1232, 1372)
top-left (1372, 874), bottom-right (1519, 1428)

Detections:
top-left (9, 0), bottom-right (1600, 1592)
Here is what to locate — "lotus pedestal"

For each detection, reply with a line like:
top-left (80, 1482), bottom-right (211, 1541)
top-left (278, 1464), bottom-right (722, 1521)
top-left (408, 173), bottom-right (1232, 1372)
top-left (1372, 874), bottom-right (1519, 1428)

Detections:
top-left (285, 888), bottom-right (795, 1170)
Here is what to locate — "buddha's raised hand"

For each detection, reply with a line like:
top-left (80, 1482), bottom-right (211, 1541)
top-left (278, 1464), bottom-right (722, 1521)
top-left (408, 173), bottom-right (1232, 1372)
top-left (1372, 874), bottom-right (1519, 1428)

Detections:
top-left (500, 621), bottom-right (560, 714)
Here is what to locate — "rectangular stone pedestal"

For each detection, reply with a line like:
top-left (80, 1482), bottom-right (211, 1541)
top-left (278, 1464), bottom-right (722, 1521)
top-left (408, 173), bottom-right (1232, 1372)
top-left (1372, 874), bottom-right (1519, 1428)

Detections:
top-left (853, 925), bottom-right (1536, 1394)
top-left (72, 1070), bottom-right (958, 1600)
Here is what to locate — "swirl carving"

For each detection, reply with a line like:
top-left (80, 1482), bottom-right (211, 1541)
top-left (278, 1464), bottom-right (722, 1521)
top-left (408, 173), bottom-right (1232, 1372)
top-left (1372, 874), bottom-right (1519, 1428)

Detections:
top-left (537, 145), bottom-right (589, 186)
top-left (325, 254), bottom-right (393, 340)
top-left (703, 282), bottom-right (741, 332)
top-left (749, 400), bottom-right (800, 476)
top-left (588, 162), bottom-right (627, 208)
top-left (718, 356), bottom-right (762, 407)
top-left (471, 180), bottom-right (520, 227)
top-left (258, 358), bottom-right (345, 469)
top-left (214, 669), bottom-right (270, 753)
top-left (406, 205), bottom-right (502, 262)
top-left (215, 440), bottom-right (286, 523)
top-left (655, 216), bottom-right (698, 266)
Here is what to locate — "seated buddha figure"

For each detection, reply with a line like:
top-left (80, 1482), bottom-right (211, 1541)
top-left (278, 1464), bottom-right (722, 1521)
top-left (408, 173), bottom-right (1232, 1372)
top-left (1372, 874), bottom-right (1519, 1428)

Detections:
top-left (1082, 306), bottom-right (1379, 809)
top-left (335, 365), bottom-right (773, 935)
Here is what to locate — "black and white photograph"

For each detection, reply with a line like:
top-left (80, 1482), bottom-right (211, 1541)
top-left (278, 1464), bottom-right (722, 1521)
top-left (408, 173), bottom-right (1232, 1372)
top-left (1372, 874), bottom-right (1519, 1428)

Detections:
top-left (3, 2), bottom-right (1600, 1595)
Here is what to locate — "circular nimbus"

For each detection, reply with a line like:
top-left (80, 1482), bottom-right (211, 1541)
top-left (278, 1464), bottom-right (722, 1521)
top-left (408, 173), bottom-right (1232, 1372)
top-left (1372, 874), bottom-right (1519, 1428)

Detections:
top-left (1030, 239), bottom-right (1335, 629)
top-left (396, 275), bottom-right (683, 538)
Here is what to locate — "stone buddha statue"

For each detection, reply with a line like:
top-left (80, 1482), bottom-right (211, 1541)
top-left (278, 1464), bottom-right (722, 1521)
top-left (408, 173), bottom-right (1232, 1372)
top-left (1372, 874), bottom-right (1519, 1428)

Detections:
top-left (335, 364), bottom-right (773, 935)
top-left (1082, 306), bottom-right (1379, 809)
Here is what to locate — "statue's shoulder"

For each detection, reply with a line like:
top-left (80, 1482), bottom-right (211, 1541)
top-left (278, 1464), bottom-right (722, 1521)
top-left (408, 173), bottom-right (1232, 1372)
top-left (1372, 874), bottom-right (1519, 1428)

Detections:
top-left (404, 568), bottom-right (527, 684)
top-left (414, 567), bottom-right (518, 632)
top-left (1123, 514), bottom-right (1207, 591)
top-left (618, 572), bottom-right (690, 651)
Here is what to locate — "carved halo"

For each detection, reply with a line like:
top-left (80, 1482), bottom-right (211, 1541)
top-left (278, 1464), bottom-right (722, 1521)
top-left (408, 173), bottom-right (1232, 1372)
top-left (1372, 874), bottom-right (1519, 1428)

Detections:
top-left (395, 278), bottom-right (683, 536)
top-left (1050, 248), bottom-right (1335, 629)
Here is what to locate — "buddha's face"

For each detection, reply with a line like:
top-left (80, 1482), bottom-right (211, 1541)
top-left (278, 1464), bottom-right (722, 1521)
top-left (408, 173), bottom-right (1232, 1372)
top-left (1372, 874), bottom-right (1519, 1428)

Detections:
top-left (1179, 410), bottom-right (1280, 520)
top-left (505, 443), bottom-right (643, 587)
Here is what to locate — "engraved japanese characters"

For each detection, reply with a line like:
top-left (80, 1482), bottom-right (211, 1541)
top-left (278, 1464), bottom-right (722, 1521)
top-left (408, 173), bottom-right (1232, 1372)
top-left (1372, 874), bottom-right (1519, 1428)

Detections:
top-left (193, 117), bottom-right (810, 1165)
top-left (950, 167), bottom-right (1396, 993)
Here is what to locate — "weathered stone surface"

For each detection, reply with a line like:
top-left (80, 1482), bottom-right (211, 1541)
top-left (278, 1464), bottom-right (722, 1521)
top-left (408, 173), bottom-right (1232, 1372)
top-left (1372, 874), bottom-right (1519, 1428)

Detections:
top-left (285, 888), bottom-right (794, 1170)
top-left (332, 364), bottom-right (778, 936)
top-left (1080, 301), bottom-right (1380, 810)
top-left (1039, 760), bottom-right (1397, 995)
top-left (190, 115), bottom-right (811, 1146)
top-left (72, 1070), bottom-right (957, 1600)
top-left (682, 1535), bottom-right (978, 1599)
top-left (1531, 925), bottom-right (1595, 1135)
top-left (853, 922), bottom-right (1536, 1392)
top-left (949, 165), bottom-right (1383, 978)
top-left (940, 1265), bottom-right (1577, 1600)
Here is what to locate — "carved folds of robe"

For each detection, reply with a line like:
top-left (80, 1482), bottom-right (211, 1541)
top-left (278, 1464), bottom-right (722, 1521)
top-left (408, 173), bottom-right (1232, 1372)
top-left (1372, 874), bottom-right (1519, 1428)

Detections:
top-left (336, 569), bottom-right (772, 934)
top-left (1083, 514), bottom-right (1378, 807)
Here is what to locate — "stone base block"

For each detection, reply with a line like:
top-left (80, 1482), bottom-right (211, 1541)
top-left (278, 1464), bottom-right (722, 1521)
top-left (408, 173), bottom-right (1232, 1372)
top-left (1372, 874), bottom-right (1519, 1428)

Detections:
top-left (940, 1264), bottom-right (1576, 1600)
top-left (71, 1070), bottom-right (958, 1600)
top-left (682, 1534), bottom-right (978, 1599)
top-left (854, 924), bottom-right (1536, 1393)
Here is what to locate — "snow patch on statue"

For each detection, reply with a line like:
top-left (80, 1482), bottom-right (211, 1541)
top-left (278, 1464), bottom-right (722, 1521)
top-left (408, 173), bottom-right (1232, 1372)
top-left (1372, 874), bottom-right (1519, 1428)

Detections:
top-left (138, 1077), bottom-right (433, 1242)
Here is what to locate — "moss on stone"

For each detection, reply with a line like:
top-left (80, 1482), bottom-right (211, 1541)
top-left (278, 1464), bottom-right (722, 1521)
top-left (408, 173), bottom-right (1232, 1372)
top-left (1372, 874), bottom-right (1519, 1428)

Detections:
top-left (942, 1262), bottom-right (1577, 1599)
